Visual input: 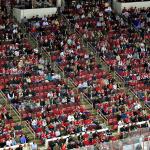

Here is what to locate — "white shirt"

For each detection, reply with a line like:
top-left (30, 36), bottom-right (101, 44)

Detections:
top-left (35, 22), bottom-right (40, 28)
top-left (7, 93), bottom-right (15, 100)
top-left (60, 51), bottom-right (65, 57)
top-left (47, 92), bottom-right (53, 98)
top-left (82, 126), bottom-right (86, 132)
top-left (134, 103), bottom-right (142, 110)
top-left (84, 54), bottom-right (89, 59)
top-left (15, 50), bottom-right (19, 56)
top-left (118, 120), bottom-right (124, 126)
top-left (42, 120), bottom-right (47, 127)
top-left (32, 119), bottom-right (37, 126)
top-left (13, 29), bottom-right (18, 34)
top-left (70, 97), bottom-right (75, 103)
top-left (77, 4), bottom-right (82, 9)
top-left (43, 21), bottom-right (49, 26)
top-left (105, 7), bottom-right (112, 12)
top-left (55, 130), bottom-right (60, 137)
top-left (6, 140), bottom-right (12, 146)
top-left (67, 115), bottom-right (75, 122)
top-left (82, 81), bottom-right (88, 88)
top-left (52, 74), bottom-right (61, 80)
top-left (31, 143), bottom-right (38, 150)
top-left (62, 97), bottom-right (67, 103)
top-left (113, 84), bottom-right (117, 90)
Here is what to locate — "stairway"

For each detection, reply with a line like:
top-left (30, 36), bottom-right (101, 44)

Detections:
top-left (0, 91), bottom-right (36, 144)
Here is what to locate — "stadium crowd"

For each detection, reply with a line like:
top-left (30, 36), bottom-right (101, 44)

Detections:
top-left (63, 2), bottom-right (150, 105)
top-left (0, 0), bottom-right (149, 149)
top-left (24, 3), bottom-right (149, 134)
top-left (0, 6), bottom-right (108, 150)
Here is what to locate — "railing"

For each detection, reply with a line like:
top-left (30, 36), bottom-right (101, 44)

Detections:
top-left (45, 127), bottom-right (109, 149)
top-left (20, 22), bottom-right (39, 49)
top-left (118, 120), bottom-right (150, 133)
top-left (0, 90), bottom-right (36, 141)
top-left (22, 121), bottom-right (36, 140)
top-left (45, 127), bottom-right (150, 150)
top-left (74, 127), bottom-right (150, 150)
top-left (0, 90), bottom-right (21, 120)
top-left (0, 143), bottom-right (31, 150)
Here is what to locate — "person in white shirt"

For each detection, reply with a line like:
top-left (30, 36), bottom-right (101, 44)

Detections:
top-left (118, 119), bottom-right (124, 126)
top-left (82, 125), bottom-right (86, 132)
top-left (55, 129), bottom-right (60, 137)
top-left (31, 119), bottom-right (38, 129)
top-left (35, 21), bottom-right (40, 28)
top-left (105, 6), bottom-right (112, 13)
top-left (31, 142), bottom-right (38, 150)
top-left (96, 21), bottom-right (101, 27)
top-left (113, 84), bottom-right (117, 90)
top-left (7, 91), bottom-right (15, 101)
top-left (13, 28), bottom-right (18, 34)
top-left (42, 119), bottom-right (47, 127)
top-left (42, 21), bottom-right (49, 26)
top-left (62, 97), bottom-right (67, 104)
top-left (6, 138), bottom-right (12, 147)
top-left (127, 53), bottom-right (133, 59)
top-left (47, 91), bottom-right (53, 98)
top-left (76, 3), bottom-right (82, 9)
top-left (70, 96), bottom-right (75, 103)
top-left (52, 73), bottom-right (61, 80)
top-left (81, 14), bottom-right (85, 19)
top-left (42, 16), bottom-right (47, 21)
top-left (15, 50), bottom-right (19, 57)
top-left (133, 102), bottom-right (142, 110)
top-left (67, 115), bottom-right (75, 122)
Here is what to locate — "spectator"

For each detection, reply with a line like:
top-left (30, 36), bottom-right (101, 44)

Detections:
top-left (20, 135), bottom-right (27, 144)
top-left (31, 142), bottom-right (38, 150)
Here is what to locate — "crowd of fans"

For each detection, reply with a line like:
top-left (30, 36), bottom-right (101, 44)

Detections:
top-left (0, 8), bottom-right (108, 150)
top-left (0, 1), bottom-right (150, 150)
top-left (24, 3), bottom-right (149, 137)
top-left (122, 7), bottom-right (150, 43)
top-left (0, 104), bottom-right (29, 148)
top-left (0, 12), bottom-right (33, 149)
top-left (63, 2), bottom-right (150, 105)
top-left (48, 130), bottom-right (117, 149)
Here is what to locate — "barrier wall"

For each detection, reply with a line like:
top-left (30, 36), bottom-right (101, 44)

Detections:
top-left (13, 7), bottom-right (57, 22)
top-left (113, 0), bottom-right (150, 13)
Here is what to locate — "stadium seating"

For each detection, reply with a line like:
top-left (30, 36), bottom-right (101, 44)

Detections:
top-left (63, 3), bottom-right (150, 106)
top-left (24, 12), bottom-right (149, 136)
top-left (0, 1), bottom-right (149, 149)
top-left (0, 12), bottom-right (106, 148)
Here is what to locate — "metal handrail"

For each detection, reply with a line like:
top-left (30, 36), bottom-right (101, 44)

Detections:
top-left (0, 90), bottom-right (36, 140)
top-left (23, 121), bottom-right (36, 140)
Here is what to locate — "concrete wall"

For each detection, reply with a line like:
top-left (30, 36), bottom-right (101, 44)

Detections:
top-left (113, 1), bottom-right (150, 13)
top-left (13, 7), bottom-right (57, 22)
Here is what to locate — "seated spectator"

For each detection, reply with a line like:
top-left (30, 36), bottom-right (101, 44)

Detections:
top-left (20, 135), bottom-right (27, 144)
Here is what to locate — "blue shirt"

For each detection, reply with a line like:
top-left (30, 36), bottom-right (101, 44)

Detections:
top-left (20, 136), bottom-right (26, 144)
